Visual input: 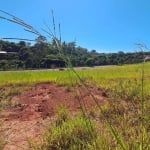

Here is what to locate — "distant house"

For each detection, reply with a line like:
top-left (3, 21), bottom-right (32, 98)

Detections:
top-left (144, 56), bottom-right (150, 62)
top-left (0, 51), bottom-right (7, 54)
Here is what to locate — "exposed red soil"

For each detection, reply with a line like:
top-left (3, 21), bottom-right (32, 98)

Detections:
top-left (1, 82), bottom-right (107, 150)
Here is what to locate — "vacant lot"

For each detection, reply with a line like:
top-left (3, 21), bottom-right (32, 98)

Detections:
top-left (0, 63), bottom-right (150, 150)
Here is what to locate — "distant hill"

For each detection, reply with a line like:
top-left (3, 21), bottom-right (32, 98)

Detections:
top-left (0, 40), bottom-right (149, 70)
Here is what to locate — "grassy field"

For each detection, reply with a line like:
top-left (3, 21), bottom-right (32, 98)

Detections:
top-left (0, 62), bottom-right (150, 84)
top-left (0, 62), bottom-right (150, 97)
top-left (0, 62), bottom-right (150, 150)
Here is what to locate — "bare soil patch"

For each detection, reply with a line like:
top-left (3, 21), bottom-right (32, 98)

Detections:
top-left (1, 82), bottom-right (107, 150)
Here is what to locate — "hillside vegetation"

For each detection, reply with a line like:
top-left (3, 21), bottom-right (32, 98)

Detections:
top-left (0, 40), bottom-right (149, 70)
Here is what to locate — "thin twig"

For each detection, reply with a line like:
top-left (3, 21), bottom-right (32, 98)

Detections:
top-left (2, 37), bottom-right (36, 42)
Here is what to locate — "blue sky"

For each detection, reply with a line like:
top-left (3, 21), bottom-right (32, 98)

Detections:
top-left (0, 0), bottom-right (150, 53)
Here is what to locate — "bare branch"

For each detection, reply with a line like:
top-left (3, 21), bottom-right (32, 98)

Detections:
top-left (2, 37), bottom-right (36, 42)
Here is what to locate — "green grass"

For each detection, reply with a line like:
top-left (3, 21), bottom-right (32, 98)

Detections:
top-left (0, 62), bottom-right (149, 84)
top-left (0, 62), bottom-right (150, 96)
top-left (30, 106), bottom-right (98, 150)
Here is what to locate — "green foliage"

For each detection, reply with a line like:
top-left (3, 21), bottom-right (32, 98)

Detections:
top-left (32, 116), bottom-right (97, 150)
top-left (55, 105), bottom-right (71, 126)
top-left (0, 40), bottom-right (150, 70)
top-left (109, 79), bottom-right (141, 101)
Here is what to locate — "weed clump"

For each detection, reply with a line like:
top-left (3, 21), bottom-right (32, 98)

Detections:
top-left (55, 105), bottom-right (71, 126)
top-left (30, 106), bottom-right (96, 150)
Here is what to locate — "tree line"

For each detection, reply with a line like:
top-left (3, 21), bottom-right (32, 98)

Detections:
top-left (0, 40), bottom-right (149, 70)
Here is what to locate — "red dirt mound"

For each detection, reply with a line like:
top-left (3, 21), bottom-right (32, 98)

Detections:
top-left (2, 83), bottom-right (107, 121)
